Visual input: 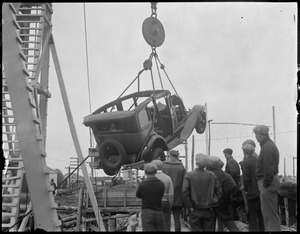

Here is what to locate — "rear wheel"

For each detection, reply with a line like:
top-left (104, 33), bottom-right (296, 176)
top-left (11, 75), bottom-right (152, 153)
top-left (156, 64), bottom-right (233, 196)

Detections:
top-left (148, 147), bottom-right (166, 162)
top-left (103, 167), bottom-right (120, 176)
top-left (98, 139), bottom-right (126, 170)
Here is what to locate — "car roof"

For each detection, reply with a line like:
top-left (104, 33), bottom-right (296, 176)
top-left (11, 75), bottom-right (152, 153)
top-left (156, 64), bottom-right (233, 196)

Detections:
top-left (91, 90), bottom-right (171, 115)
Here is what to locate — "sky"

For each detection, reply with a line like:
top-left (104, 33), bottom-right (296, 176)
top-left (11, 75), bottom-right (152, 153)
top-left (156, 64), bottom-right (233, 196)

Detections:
top-left (44, 2), bottom-right (297, 177)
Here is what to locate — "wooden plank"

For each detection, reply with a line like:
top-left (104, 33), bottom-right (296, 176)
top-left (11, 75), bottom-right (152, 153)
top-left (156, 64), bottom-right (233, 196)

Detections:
top-left (284, 197), bottom-right (289, 226)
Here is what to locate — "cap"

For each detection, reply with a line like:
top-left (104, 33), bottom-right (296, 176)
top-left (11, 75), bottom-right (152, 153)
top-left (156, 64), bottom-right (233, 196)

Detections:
top-left (169, 150), bottom-right (179, 157)
top-left (144, 163), bottom-right (157, 175)
top-left (223, 148), bottom-right (233, 155)
top-left (151, 159), bottom-right (163, 170)
top-left (206, 156), bottom-right (222, 168)
top-left (242, 143), bottom-right (255, 153)
top-left (253, 125), bottom-right (269, 135)
top-left (195, 153), bottom-right (209, 168)
top-left (242, 139), bottom-right (256, 148)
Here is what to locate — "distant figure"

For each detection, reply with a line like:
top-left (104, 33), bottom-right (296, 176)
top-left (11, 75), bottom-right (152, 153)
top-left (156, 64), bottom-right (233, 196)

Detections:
top-left (223, 148), bottom-right (241, 186)
top-left (162, 150), bottom-right (186, 232)
top-left (151, 159), bottom-right (174, 231)
top-left (136, 163), bottom-right (165, 231)
top-left (50, 178), bottom-right (57, 195)
top-left (253, 125), bottom-right (281, 232)
top-left (206, 156), bottom-right (240, 232)
top-left (182, 153), bottom-right (222, 232)
top-left (241, 143), bottom-right (264, 232)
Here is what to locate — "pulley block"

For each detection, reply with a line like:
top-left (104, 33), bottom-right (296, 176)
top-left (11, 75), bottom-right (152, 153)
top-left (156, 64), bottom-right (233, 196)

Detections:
top-left (142, 17), bottom-right (165, 48)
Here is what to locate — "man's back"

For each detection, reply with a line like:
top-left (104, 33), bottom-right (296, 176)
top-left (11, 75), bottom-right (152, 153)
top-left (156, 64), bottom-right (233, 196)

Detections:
top-left (162, 159), bottom-right (186, 206)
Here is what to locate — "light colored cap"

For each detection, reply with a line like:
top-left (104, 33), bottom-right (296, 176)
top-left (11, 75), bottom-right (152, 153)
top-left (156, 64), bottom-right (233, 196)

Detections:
top-left (253, 125), bottom-right (269, 135)
top-left (151, 159), bottom-right (163, 170)
top-left (206, 156), bottom-right (223, 168)
top-left (195, 153), bottom-right (209, 168)
top-left (144, 163), bottom-right (157, 174)
top-left (242, 143), bottom-right (255, 153)
top-left (169, 150), bottom-right (179, 157)
top-left (242, 139), bottom-right (256, 147)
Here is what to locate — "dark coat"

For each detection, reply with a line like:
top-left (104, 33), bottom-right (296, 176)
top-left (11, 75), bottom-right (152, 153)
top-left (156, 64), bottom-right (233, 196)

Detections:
top-left (225, 156), bottom-right (241, 185)
top-left (256, 136), bottom-right (279, 188)
top-left (162, 159), bottom-right (186, 207)
top-left (242, 154), bottom-right (260, 200)
top-left (182, 168), bottom-right (222, 209)
top-left (206, 166), bottom-right (237, 205)
top-left (136, 176), bottom-right (165, 211)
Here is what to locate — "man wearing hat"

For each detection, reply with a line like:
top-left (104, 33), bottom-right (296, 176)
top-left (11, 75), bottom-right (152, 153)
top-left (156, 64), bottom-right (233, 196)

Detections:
top-left (241, 144), bottom-right (264, 232)
top-left (223, 148), bottom-right (241, 187)
top-left (182, 153), bottom-right (222, 232)
top-left (151, 159), bottom-right (174, 231)
top-left (136, 163), bottom-right (165, 231)
top-left (253, 125), bottom-right (281, 231)
top-left (206, 156), bottom-right (239, 232)
top-left (162, 150), bottom-right (186, 232)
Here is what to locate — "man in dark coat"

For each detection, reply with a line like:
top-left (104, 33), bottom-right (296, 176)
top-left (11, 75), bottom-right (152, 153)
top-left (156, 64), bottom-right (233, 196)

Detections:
top-left (223, 148), bottom-right (241, 186)
top-left (162, 150), bottom-right (186, 232)
top-left (136, 163), bottom-right (165, 231)
top-left (241, 143), bottom-right (264, 232)
top-left (253, 125), bottom-right (281, 232)
top-left (206, 156), bottom-right (240, 232)
top-left (182, 153), bottom-right (223, 232)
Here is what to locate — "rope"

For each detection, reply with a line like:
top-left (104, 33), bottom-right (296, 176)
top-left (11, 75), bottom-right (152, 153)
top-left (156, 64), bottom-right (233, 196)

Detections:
top-left (155, 55), bottom-right (179, 96)
top-left (83, 3), bottom-right (94, 148)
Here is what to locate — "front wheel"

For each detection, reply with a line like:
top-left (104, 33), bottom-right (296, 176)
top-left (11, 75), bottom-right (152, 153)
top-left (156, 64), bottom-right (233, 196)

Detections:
top-left (195, 111), bottom-right (206, 134)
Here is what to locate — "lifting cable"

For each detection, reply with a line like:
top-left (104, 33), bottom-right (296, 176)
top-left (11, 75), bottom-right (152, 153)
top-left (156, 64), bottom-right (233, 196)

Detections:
top-left (83, 3), bottom-right (94, 148)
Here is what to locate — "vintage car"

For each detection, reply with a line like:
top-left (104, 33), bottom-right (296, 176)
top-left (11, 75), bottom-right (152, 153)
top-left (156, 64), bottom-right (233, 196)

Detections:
top-left (83, 90), bottom-right (206, 175)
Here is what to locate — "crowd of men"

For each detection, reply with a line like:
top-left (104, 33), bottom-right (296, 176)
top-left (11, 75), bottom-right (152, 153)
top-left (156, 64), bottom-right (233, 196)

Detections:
top-left (136, 124), bottom-right (281, 232)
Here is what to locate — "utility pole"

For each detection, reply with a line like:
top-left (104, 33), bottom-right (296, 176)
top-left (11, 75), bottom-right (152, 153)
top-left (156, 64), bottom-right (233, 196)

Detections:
top-left (65, 166), bottom-right (71, 190)
top-left (272, 106), bottom-right (276, 144)
top-left (70, 157), bottom-right (79, 188)
top-left (207, 120), bottom-right (213, 156)
top-left (184, 140), bottom-right (188, 171)
top-left (191, 135), bottom-right (195, 171)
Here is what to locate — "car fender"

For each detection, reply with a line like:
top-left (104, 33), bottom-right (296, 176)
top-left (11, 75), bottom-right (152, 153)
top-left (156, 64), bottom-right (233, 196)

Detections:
top-left (141, 134), bottom-right (168, 160)
top-left (180, 104), bottom-right (206, 140)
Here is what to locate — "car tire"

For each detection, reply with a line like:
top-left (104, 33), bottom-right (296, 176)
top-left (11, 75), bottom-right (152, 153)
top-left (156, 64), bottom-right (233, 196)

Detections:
top-left (103, 166), bottom-right (120, 176)
top-left (195, 111), bottom-right (206, 134)
top-left (98, 139), bottom-right (126, 170)
top-left (148, 147), bottom-right (166, 162)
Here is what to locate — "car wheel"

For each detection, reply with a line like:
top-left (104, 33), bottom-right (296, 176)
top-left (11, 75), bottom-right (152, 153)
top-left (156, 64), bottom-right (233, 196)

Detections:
top-left (148, 147), bottom-right (166, 162)
top-left (195, 111), bottom-right (206, 134)
top-left (98, 139), bottom-right (126, 170)
top-left (103, 166), bottom-right (120, 176)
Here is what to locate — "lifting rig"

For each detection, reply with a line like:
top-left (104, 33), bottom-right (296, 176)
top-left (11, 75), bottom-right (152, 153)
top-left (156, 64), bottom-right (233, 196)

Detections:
top-left (2, 3), bottom-right (104, 231)
top-left (2, 2), bottom-right (192, 231)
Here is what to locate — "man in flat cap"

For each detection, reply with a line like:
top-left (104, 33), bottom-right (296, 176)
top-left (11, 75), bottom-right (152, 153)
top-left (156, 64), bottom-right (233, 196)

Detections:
top-left (206, 156), bottom-right (239, 232)
top-left (151, 159), bottom-right (174, 231)
top-left (182, 153), bottom-right (222, 232)
top-left (162, 150), bottom-right (186, 232)
top-left (136, 163), bottom-right (165, 231)
top-left (223, 148), bottom-right (241, 187)
top-left (253, 125), bottom-right (281, 231)
top-left (241, 144), bottom-right (264, 232)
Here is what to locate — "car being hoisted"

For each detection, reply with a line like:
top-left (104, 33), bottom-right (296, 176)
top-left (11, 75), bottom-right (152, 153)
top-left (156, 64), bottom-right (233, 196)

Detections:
top-left (83, 89), bottom-right (206, 175)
